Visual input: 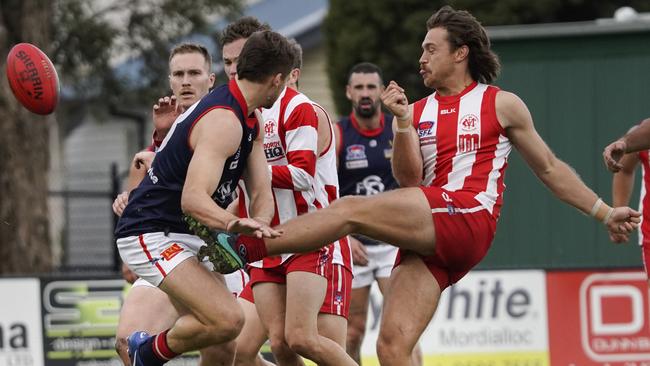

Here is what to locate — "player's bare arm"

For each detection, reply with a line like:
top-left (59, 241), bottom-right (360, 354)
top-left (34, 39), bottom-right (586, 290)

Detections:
top-left (113, 150), bottom-right (152, 216)
top-left (181, 108), bottom-right (253, 233)
top-left (315, 105), bottom-right (332, 156)
top-left (603, 119), bottom-right (650, 172)
top-left (241, 129), bottom-right (281, 238)
top-left (610, 152), bottom-right (639, 243)
top-left (498, 90), bottom-right (641, 233)
top-left (381, 81), bottom-right (422, 187)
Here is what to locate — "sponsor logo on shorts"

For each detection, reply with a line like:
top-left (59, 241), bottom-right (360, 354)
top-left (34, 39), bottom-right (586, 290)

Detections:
top-left (441, 192), bottom-right (457, 215)
top-left (334, 292), bottom-right (344, 306)
top-left (238, 244), bottom-right (247, 259)
top-left (161, 243), bottom-right (184, 261)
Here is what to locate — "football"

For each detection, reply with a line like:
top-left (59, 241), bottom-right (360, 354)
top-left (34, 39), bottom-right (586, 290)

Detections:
top-left (6, 43), bottom-right (59, 115)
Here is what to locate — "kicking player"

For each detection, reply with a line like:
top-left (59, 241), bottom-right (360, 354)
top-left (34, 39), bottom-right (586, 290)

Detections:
top-left (204, 7), bottom-right (641, 366)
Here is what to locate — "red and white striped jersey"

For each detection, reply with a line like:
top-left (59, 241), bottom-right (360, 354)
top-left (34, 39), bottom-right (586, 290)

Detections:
top-left (312, 102), bottom-right (352, 271)
top-left (411, 82), bottom-right (512, 218)
top-left (239, 87), bottom-right (349, 269)
top-left (637, 151), bottom-right (650, 246)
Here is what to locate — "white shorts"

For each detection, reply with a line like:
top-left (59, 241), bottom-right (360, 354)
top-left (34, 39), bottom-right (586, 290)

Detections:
top-left (117, 232), bottom-right (207, 287)
top-left (351, 244), bottom-right (398, 289)
top-left (224, 269), bottom-right (249, 297)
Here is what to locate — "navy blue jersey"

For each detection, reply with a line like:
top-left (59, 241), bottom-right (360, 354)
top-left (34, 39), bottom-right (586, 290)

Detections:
top-left (116, 79), bottom-right (258, 238)
top-left (337, 113), bottom-right (398, 246)
top-left (337, 113), bottom-right (398, 196)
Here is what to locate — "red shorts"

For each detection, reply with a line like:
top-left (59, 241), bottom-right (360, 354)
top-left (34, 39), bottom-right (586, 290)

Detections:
top-left (395, 186), bottom-right (497, 290)
top-left (239, 280), bottom-right (254, 303)
top-left (244, 252), bottom-right (352, 318)
top-left (642, 242), bottom-right (650, 279)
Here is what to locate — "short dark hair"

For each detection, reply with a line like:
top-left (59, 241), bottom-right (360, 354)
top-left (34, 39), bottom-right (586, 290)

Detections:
top-left (237, 31), bottom-right (296, 83)
top-left (288, 38), bottom-right (303, 70)
top-left (347, 62), bottom-right (384, 84)
top-left (219, 16), bottom-right (271, 46)
top-left (169, 43), bottom-right (212, 71)
top-left (426, 6), bottom-right (500, 84)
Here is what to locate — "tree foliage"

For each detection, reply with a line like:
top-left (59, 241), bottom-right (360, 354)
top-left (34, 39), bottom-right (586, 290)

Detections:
top-left (51, 0), bottom-right (241, 108)
top-left (325, 0), bottom-right (650, 116)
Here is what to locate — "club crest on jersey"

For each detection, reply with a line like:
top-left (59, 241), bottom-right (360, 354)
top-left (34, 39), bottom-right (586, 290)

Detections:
top-left (418, 121), bottom-right (436, 145)
top-left (457, 114), bottom-right (480, 153)
top-left (460, 114), bottom-right (479, 132)
top-left (264, 119), bottom-right (276, 137)
top-left (345, 144), bottom-right (368, 169)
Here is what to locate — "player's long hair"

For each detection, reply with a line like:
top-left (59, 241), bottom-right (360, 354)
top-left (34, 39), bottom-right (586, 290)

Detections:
top-left (427, 6), bottom-right (500, 84)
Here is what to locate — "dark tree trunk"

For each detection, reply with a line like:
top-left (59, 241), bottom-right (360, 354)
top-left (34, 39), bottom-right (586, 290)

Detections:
top-left (0, 0), bottom-right (54, 274)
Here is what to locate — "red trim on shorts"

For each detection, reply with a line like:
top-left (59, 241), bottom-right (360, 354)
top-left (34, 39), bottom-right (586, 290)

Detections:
top-left (320, 265), bottom-right (352, 318)
top-left (138, 235), bottom-right (167, 278)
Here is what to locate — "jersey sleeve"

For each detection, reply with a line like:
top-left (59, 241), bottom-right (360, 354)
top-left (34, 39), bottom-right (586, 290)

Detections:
top-left (270, 102), bottom-right (318, 191)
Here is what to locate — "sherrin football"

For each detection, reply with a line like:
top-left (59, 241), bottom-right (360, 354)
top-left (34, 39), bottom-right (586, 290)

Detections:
top-left (6, 43), bottom-right (59, 115)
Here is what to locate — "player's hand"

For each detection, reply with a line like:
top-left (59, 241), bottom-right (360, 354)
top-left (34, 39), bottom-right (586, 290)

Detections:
top-left (121, 263), bottom-right (138, 284)
top-left (603, 139), bottom-right (627, 173)
top-left (112, 191), bottom-right (129, 216)
top-left (153, 95), bottom-right (180, 132)
top-left (605, 206), bottom-right (641, 234)
top-left (350, 236), bottom-right (369, 266)
top-left (227, 218), bottom-right (282, 238)
top-left (608, 230), bottom-right (630, 244)
top-left (133, 151), bottom-right (155, 171)
top-left (381, 81), bottom-right (410, 126)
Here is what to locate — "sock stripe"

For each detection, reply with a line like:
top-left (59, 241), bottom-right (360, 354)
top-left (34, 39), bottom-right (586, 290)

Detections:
top-left (152, 329), bottom-right (177, 361)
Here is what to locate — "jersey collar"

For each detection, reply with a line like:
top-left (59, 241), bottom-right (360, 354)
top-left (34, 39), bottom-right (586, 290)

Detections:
top-left (350, 112), bottom-right (385, 138)
top-left (229, 78), bottom-right (249, 118)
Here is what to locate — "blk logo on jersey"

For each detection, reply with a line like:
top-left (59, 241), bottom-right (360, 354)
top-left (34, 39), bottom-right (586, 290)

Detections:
top-left (418, 121), bottom-right (437, 146)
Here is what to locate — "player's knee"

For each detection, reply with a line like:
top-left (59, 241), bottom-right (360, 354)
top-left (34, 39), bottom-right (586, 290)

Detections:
top-left (346, 324), bottom-right (365, 350)
top-left (377, 333), bottom-right (410, 364)
top-left (285, 328), bottom-right (320, 357)
top-left (208, 308), bottom-right (245, 341)
top-left (269, 337), bottom-right (294, 360)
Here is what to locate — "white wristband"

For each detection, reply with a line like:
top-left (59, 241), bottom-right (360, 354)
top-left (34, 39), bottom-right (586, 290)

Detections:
top-left (602, 207), bottom-right (614, 224)
top-left (396, 125), bottom-right (411, 133)
top-left (589, 198), bottom-right (603, 217)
